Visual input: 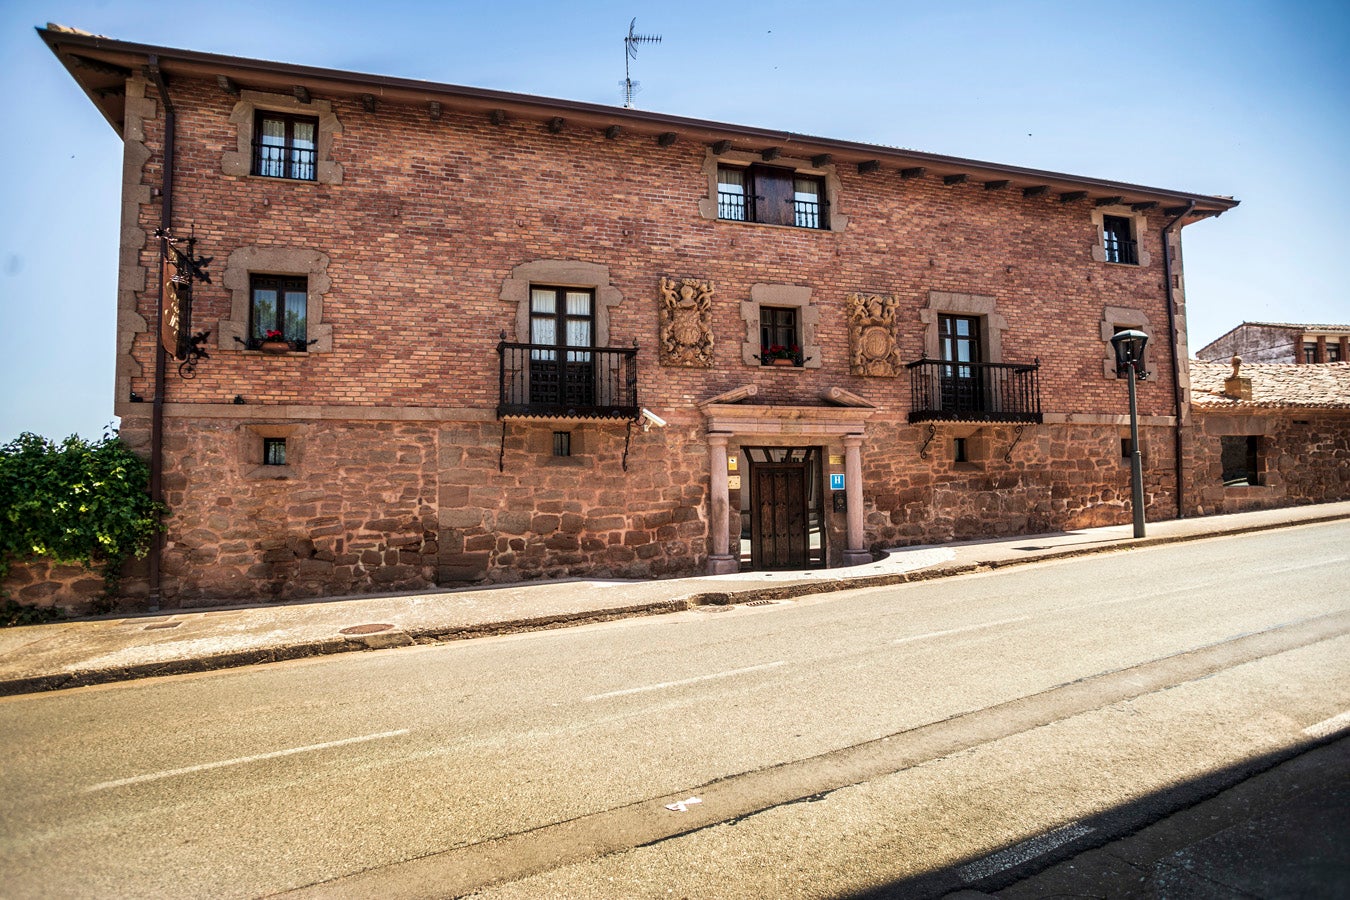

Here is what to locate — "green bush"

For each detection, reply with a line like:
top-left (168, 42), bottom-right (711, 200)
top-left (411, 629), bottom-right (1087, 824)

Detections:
top-left (0, 429), bottom-right (165, 611)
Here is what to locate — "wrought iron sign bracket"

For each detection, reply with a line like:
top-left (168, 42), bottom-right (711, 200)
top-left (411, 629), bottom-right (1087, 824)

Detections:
top-left (178, 330), bottom-right (211, 379)
top-left (499, 420), bottom-right (508, 472)
top-left (918, 423), bottom-right (937, 460)
top-left (1004, 423), bottom-right (1028, 463)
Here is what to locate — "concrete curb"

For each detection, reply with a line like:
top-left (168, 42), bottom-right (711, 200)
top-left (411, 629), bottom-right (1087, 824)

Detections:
top-left (2, 511), bottom-right (1346, 697)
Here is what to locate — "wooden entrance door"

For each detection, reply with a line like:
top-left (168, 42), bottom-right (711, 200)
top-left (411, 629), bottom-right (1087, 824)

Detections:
top-left (751, 462), bottom-right (809, 569)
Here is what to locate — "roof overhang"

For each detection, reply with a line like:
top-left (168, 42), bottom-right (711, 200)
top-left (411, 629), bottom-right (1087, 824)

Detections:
top-left (38, 24), bottom-right (1240, 220)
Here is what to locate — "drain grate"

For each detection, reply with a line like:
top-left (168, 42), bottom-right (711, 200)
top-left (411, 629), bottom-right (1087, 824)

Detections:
top-left (743, 599), bottom-right (778, 607)
top-left (340, 623), bottom-right (394, 636)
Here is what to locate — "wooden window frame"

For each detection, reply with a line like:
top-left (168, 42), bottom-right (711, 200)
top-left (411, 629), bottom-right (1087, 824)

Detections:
top-left (249, 274), bottom-right (309, 350)
top-left (716, 164), bottom-right (828, 230)
top-left (252, 111), bottom-right (319, 181)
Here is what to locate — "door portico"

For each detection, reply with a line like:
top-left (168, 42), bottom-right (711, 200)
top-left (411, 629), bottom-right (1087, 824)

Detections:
top-left (701, 386), bottom-right (875, 574)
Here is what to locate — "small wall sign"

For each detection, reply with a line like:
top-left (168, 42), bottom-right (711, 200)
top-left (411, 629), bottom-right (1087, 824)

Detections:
top-left (830, 473), bottom-right (845, 491)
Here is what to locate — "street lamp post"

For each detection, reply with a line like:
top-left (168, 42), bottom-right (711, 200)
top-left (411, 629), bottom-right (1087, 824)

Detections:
top-left (1110, 329), bottom-right (1149, 538)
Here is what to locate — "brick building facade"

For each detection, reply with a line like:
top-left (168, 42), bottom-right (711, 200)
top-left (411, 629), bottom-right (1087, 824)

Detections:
top-left (31, 26), bottom-right (1241, 610)
top-left (1196, 322), bottom-right (1350, 365)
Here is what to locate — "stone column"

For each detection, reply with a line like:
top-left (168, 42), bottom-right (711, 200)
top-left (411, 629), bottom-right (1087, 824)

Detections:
top-left (706, 432), bottom-right (738, 574)
top-left (842, 434), bottom-right (871, 566)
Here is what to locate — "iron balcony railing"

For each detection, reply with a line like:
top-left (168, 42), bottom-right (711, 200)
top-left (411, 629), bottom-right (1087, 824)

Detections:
top-left (497, 341), bottom-right (639, 419)
top-left (718, 190), bottom-right (749, 222)
top-left (254, 143), bottom-right (317, 181)
top-left (793, 198), bottom-right (822, 229)
top-left (1104, 235), bottom-right (1139, 265)
top-left (906, 358), bottom-right (1043, 423)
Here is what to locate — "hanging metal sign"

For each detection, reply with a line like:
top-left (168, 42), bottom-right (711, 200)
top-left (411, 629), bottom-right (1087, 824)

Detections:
top-left (155, 228), bottom-right (213, 377)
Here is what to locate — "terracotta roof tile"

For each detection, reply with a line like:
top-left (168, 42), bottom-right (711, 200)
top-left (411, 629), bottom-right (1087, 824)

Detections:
top-left (1190, 360), bottom-right (1350, 410)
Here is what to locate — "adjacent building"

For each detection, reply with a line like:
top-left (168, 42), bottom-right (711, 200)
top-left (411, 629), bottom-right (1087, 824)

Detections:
top-left (1196, 322), bottom-right (1350, 365)
top-left (32, 25), bottom-right (1241, 609)
top-left (1189, 359), bottom-right (1350, 513)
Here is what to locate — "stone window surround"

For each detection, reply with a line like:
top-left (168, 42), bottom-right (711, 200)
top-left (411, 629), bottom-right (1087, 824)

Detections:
top-left (242, 423), bottom-right (303, 479)
top-left (1101, 305), bottom-right (1157, 380)
top-left (222, 90), bottom-right (343, 185)
top-left (218, 246), bottom-right (334, 354)
top-left (919, 291), bottom-right (1007, 364)
top-left (739, 283), bottom-right (822, 369)
top-left (1091, 205), bottom-right (1152, 267)
top-left (500, 260), bottom-right (624, 346)
top-left (698, 149), bottom-right (849, 233)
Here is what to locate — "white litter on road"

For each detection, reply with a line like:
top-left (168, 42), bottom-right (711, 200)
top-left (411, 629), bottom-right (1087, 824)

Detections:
top-left (665, 797), bottom-right (703, 813)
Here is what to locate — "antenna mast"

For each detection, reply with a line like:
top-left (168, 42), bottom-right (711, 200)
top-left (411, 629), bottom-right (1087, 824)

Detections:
top-left (623, 17), bottom-right (662, 108)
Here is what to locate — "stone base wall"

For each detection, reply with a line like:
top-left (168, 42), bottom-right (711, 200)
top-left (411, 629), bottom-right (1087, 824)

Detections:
top-left (108, 415), bottom-right (709, 608)
top-left (1188, 410), bottom-right (1350, 516)
top-left (2, 559), bottom-right (109, 616)
top-left (860, 421), bottom-right (1177, 548)
top-left (5, 417), bottom-right (1211, 613)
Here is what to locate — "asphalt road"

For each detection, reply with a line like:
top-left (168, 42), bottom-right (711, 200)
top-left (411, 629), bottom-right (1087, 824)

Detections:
top-left (2, 522), bottom-right (1348, 899)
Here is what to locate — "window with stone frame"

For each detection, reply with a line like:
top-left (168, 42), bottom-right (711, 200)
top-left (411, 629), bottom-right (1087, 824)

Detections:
top-left (717, 165), bottom-right (826, 229)
top-left (252, 112), bottom-right (318, 181)
top-left (249, 274), bottom-right (308, 350)
top-left (1102, 215), bottom-right (1138, 265)
top-left (1304, 343), bottom-right (1319, 364)
top-left (759, 306), bottom-right (803, 365)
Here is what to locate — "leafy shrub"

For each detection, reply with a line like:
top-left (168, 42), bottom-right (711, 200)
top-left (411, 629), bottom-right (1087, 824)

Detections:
top-left (0, 599), bottom-right (64, 627)
top-left (0, 429), bottom-right (165, 612)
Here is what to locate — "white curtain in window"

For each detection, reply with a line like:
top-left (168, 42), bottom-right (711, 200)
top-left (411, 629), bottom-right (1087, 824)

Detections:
top-left (283, 289), bottom-right (307, 340)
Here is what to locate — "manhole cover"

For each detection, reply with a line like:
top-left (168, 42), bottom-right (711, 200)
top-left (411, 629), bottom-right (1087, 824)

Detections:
top-left (340, 623), bottom-right (394, 636)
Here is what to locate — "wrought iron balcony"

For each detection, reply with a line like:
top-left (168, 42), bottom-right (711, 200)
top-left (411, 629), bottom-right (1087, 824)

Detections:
top-left (497, 342), bottom-right (639, 420)
top-left (906, 358), bottom-right (1043, 423)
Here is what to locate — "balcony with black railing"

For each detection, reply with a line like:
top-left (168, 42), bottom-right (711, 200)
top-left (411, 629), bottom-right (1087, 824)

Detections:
top-left (906, 358), bottom-right (1043, 423)
top-left (497, 342), bottom-right (639, 419)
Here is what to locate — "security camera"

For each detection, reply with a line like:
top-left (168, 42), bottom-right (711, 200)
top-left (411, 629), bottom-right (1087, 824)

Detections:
top-left (640, 408), bottom-right (667, 430)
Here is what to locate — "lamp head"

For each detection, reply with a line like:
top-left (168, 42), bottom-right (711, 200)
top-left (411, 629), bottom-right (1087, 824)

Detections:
top-left (1110, 329), bottom-right (1149, 378)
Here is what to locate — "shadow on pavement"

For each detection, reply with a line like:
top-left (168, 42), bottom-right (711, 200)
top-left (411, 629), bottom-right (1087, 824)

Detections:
top-left (843, 733), bottom-right (1350, 900)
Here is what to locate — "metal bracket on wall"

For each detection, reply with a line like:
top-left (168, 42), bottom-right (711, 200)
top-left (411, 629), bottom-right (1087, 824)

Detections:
top-left (622, 418), bottom-right (635, 472)
top-left (919, 423), bottom-right (937, 460)
top-left (1004, 423), bottom-right (1028, 463)
top-left (499, 421), bottom-right (508, 472)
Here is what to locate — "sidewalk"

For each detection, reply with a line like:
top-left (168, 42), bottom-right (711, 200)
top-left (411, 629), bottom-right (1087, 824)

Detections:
top-left (3, 501), bottom-right (1348, 697)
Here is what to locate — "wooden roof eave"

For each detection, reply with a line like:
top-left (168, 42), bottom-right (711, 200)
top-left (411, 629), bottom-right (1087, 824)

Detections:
top-left (37, 26), bottom-right (1240, 218)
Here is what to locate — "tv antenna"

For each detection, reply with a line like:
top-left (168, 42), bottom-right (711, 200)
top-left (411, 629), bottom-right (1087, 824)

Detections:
top-left (622, 17), bottom-right (662, 108)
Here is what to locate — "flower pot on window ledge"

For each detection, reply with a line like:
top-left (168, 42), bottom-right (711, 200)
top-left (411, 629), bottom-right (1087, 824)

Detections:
top-left (259, 340), bottom-right (291, 355)
top-left (771, 357), bottom-right (796, 366)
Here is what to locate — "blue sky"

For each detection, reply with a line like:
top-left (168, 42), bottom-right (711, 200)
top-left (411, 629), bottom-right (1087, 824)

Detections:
top-left (2, 0), bottom-right (1347, 442)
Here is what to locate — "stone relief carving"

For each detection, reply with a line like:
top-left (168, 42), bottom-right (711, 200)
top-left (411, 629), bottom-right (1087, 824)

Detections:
top-left (847, 292), bottom-right (902, 377)
top-left (658, 277), bottom-right (715, 367)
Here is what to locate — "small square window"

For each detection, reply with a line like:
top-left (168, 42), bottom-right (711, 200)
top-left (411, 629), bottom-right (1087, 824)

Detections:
top-left (954, 438), bottom-right (969, 463)
top-left (249, 274), bottom-right (308, 350)
top-left (1121, 437), bottom-right (1134, 459)
top-left (1304, 343), bottom-right (1319, 364)
top-left (253, 112), bottom-right (318, 180)
top-left (552, 431), bottom-right (572, 457)
top-left (263, 437), bottom-right (287, 466)
top-left (1102, 215), bottom-right (1138, 265)
top-left (1327, 344), bottom-right (1341, 363)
